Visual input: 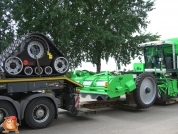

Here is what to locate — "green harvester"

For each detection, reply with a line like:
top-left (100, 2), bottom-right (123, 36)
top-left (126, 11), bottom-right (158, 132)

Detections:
top-left (71, 38), bottom-right (178, 109)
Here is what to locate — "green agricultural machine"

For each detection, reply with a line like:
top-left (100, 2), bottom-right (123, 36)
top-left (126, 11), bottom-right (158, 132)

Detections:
top-left (71, 38), bottom-right (178, 109)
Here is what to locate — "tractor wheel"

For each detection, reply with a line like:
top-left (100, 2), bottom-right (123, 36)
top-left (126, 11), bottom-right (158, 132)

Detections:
top-left (133, 72), bottom-right (158, 108)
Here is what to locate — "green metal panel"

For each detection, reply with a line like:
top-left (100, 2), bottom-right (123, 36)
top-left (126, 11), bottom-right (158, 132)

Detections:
top-left (158, 78), bottom-right (178, 97)
top-left (166, 38), bottom-right (178, 54)
top-left (133, 63), bottom-right (145, 72)
top-left (71, 70), bottom-right (136, 98)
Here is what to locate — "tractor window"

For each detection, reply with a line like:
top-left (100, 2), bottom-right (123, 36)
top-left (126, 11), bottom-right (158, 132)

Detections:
top-left (163, 45), bottom-right (173, 69)
top-left (144, 47), bottom-right (154, 68)
top-left (144, 46), bottom-right (165, 68)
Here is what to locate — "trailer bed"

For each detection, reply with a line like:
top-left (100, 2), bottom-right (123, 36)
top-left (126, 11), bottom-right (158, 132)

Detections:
top-left (80, 98), bottom-right (140, 110)
top-left (0, 76), bottom-right (83, 93)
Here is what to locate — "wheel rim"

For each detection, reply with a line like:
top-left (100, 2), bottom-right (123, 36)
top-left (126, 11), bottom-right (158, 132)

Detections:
top-left (24, 66), bottom-right (33, 75)
top-left (53, 57), bottom-right (69, 74)
top-left (0, 108), bottom-right (8, 124)
top-left (5, 56), bottom-right (23, 75)
top-left (32, 104), bottom-right (50, 123)
top-left (139, 77), bottom-right (157, 104)
top-left (27, 41), bottom-right (45, 59)
top-left (34, 67), bottom-right (43, 75)
top-left (44, 66), bottom-right (53, 75)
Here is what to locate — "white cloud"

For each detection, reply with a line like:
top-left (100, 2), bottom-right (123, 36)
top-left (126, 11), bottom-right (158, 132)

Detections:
top-left (76, 0), bottom-right (178, 72)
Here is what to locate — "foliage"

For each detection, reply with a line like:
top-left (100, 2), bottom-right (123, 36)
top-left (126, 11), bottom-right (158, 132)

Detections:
top-left (0, 0), bottom-right (15, 53)
top-left (114, 32), bottom-right (160, 65)
top-left (12, 0), bottom-right (84, 69)
top-left (69, 0), bottom-right (158, 72)
top-left (11, 0), bottom-right (158, 72)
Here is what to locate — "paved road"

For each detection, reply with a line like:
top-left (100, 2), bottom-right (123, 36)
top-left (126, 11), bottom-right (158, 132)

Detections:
top-left (17, 96), bottom-right (178, 134)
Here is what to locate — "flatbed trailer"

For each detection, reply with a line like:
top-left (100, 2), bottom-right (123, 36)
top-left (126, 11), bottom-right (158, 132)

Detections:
top-left (0, 76), bottom-right (97, 129)
top-left (1, 75), bottom-right (177, 133)
top-left (0, 32), bottom-right (157, 132)
top-left (79, 93), bottom-right (140, 110)
top-left (0, 76), bottom-right (144, 131)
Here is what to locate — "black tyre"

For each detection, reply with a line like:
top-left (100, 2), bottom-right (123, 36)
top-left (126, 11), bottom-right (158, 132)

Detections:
top-left (24, 98), bottom-right (55, 129)
top-left (133, 72), bottom-right (158, 108)
top-left (0, 101), bottom-right (17, 132)
top-left (0, 101), bottom-right (17, 124)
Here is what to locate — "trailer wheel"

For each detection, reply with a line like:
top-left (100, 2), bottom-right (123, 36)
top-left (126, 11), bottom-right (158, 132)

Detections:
top-left (24, 98), bottom-right (55, 129)
top-left (133, 72), bottom-right (158, 108)
top-left (0, 101), bottom-right (16, 124)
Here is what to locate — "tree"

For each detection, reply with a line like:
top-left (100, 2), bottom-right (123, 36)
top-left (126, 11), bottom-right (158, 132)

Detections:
top-left (0, 0), bottom-right (15, 53)
top-left (74, 0), bottom-right (159, 72)
top-left (114, 32), bottom-right (160, 66)
top-left (11, 0), bottom-right (158, 72)
top-left (12, 0), bottom-right (85, 69)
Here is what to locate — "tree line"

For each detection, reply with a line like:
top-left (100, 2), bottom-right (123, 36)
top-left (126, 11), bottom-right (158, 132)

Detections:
top-left (0, 0), bottom-right (159, 72)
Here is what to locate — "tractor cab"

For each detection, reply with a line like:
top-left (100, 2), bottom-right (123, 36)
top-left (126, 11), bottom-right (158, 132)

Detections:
top-left (138, 40), bottom-right (176, 75)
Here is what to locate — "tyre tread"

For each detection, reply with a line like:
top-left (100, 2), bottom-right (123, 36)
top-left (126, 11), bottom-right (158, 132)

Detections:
top-left (24, 98), bottom-right (55, 129)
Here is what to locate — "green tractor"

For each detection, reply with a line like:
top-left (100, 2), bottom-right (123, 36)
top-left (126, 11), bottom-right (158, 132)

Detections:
top-left (71, 38), bottom-right (178, 109)
top-left (134, 38), bottom-right (178, 101)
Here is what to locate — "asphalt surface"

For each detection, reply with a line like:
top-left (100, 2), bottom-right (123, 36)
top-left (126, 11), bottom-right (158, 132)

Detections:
top-left (10, 97), bottom-right (178, 134)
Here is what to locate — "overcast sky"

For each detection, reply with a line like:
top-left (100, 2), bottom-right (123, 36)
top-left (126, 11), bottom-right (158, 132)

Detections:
top-left (76, 0), bottom-right (178, 72)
